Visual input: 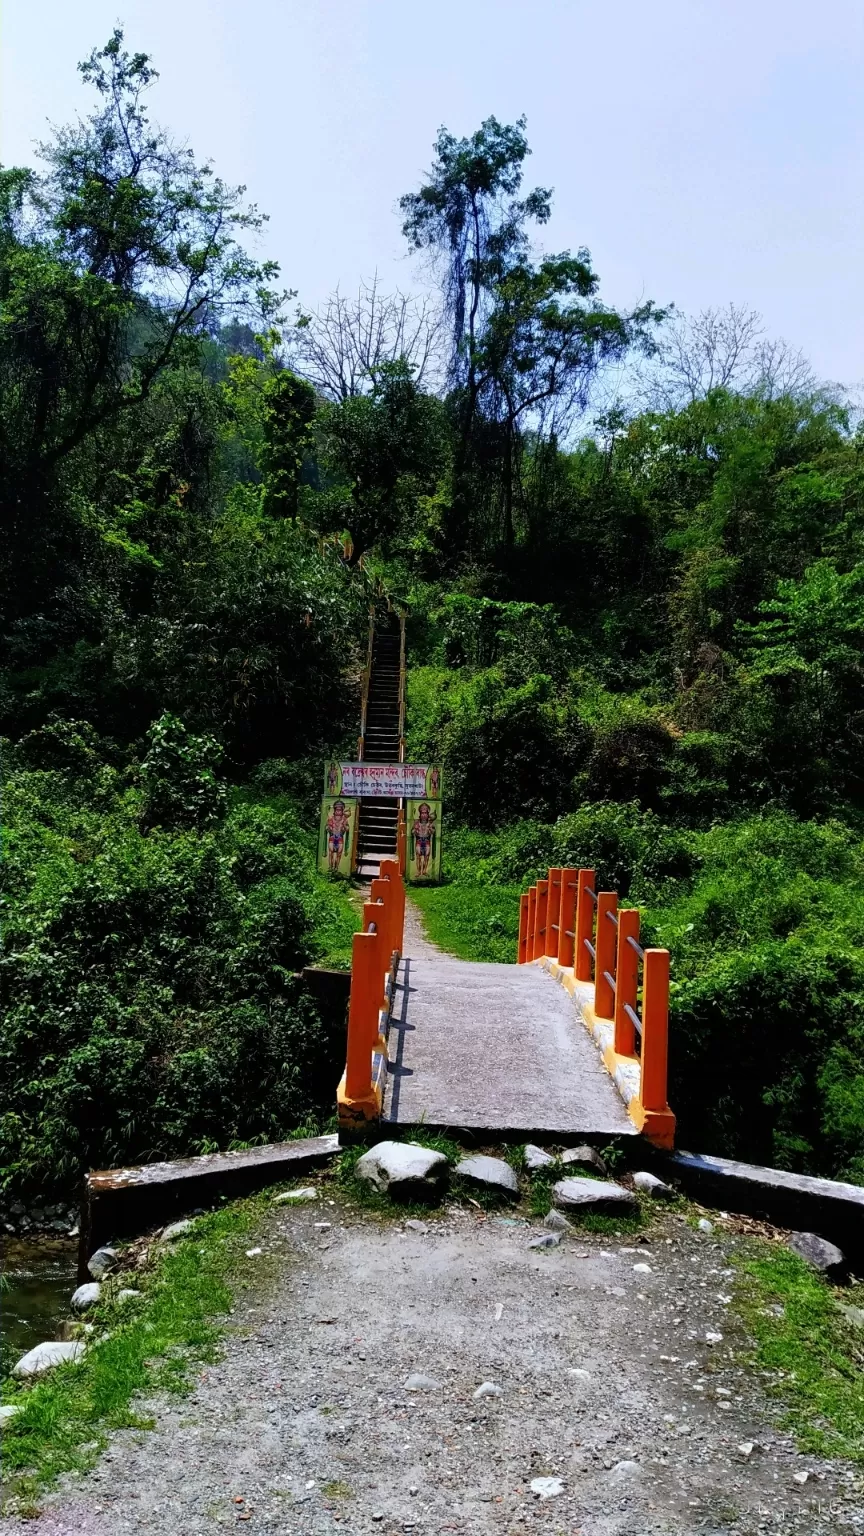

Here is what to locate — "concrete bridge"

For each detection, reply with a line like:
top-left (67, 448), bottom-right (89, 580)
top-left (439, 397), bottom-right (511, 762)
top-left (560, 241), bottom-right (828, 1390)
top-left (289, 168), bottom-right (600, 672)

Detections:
top-left (336, 860), bottom-right (675, 1149)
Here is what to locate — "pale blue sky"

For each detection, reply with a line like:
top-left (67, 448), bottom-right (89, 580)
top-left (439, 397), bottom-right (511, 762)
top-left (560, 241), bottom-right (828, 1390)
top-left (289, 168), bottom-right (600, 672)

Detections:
top-left (3, 0), bottom-right (863, 385)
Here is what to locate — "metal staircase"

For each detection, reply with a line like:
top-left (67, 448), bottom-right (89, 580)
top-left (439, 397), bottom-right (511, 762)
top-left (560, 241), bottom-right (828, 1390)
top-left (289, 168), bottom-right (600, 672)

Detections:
top-left (355, 612), bottom-right (405, 879)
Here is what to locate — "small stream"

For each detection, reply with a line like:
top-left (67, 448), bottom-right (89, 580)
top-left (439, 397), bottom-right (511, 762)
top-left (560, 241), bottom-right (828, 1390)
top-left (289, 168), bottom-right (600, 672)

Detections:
top-left (2, 1238), bottom-right (79, 1363)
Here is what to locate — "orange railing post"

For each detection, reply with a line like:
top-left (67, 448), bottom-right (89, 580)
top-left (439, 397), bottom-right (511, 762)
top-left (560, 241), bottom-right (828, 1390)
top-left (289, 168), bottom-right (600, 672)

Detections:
top-left (614, 908), bottom-right (640, 1058)
top-left (557, 868), bottom-right (578, 968)
top-left (640, 948), bottom-right (670, 1112)
top-left (532, 878), bottom-right (549, 962)
top-left (546, 868), bottom-right (563, 958)
top-left (574, 868), bottom-right (596, 982)
top-left (343, 929), bottom-right (380, 1102)
top-left (594, 892), bottom-right (619, 1019)
top-left (517, 892), bottom-right (529, 963)
top-left (379, 858), bottom-right (404, 957)
top-left (370, 878), bottom-right (394, 967)
top-left (526, 884), bottom-right (537, 960)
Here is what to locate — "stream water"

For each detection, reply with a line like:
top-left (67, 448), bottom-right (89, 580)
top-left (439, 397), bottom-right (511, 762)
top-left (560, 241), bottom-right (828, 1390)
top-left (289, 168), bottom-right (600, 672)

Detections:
top-left (1, 1238), bottom-right (78, 1363)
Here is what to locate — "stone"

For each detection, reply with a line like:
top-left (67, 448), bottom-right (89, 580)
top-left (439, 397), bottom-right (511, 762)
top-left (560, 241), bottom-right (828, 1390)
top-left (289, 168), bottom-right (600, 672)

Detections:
top-left (530, 1477), bottom-right (563, 1499)
top-left (245, 1247), bottom-right (263, 1257)
top-left (12, 1341), bottom-right (86, 1378)
top-left (87, 1246), bottom-right (118, 1280)
top-left (788, 1230), bottom-right (848, 1282)
top-left (528, 1232), bottom-right (561, 1249)
top-left (633, 1170), bottom-right (675, 1199)
top-left (0, 1405), bottom-right (22, 1427)
top-left (633, 1262), bottom-right (652, 1274)
top-left (455, 1155), bottom-right (518, 1198)
top-left (404, 1373), bottom-right (441, 1391)
top-left (838, 1303), bottom-right (864, 1328)
top-left (697, 1218), bottom-right (714, 1234)
top-left (354, 1141), bottom-right (449, 1198)
top-left (561, 1144), bottom-right (608, 1175)
top-left (524, 1144), bottom-right (555, 1171)
top-left (793, 1470), bottom-right (810, 1485)
top-left (71, 1282), bottom-right (101, 1311)
top-left (473, 1382), bottom-right (502, 1399)
top-left (116, 1289), bottom-right (141, 1303)
top-left (705, 1332), bottom-right (723, 1345)
top-left (160, 1219), bottom-right (194, 1242)
top-left (543, 1209), bottom-right (569, 1231)
top-left (609, 1460), bottom-right (640, 1483)
top-left (405, 1219), bottom-right (428, 1233)
top-left (272, 1186), bottom-right (318, 1204)
top-left (552, 1177), bottom-right (637, 1214)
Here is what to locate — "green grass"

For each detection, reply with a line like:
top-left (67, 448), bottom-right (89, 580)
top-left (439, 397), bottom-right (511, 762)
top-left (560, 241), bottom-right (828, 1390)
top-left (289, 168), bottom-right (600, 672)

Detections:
top-left (409, 881), bottom-right (521, 962)
top-left (0, 1200), bottom-right (261, 1514)
top-left (736, 1245), bottom-right (864, 1461)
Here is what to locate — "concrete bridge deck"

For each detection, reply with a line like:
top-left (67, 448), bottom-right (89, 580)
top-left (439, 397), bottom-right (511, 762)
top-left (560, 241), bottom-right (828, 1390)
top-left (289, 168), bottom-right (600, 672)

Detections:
top-left (381, 907), bottom-right (636, 1138)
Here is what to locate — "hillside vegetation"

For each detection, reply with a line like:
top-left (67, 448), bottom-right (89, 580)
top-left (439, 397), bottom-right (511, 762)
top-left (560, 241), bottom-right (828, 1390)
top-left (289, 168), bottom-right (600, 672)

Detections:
top-left (3, 31), bottom-right (864, 1197)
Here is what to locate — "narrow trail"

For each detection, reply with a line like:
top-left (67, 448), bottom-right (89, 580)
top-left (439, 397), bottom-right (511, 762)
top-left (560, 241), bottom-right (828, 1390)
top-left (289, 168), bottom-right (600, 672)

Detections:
top-left (10, 1196), bottom-right (861, 1536)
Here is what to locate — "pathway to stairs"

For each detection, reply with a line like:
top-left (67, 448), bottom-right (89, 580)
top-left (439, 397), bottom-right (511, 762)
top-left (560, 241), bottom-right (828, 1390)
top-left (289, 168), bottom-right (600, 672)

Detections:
top-left (382, 905), bottom-right (636, 1138)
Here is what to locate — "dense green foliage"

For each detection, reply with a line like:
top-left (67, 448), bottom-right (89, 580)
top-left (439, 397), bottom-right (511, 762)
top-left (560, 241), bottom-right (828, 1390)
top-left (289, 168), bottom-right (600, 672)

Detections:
top-left (3, 33), bottom-right (864, 1194)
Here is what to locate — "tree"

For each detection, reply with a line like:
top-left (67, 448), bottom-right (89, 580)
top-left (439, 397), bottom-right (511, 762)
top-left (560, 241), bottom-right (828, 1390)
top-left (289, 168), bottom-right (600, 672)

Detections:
top-left (292, 275), bottom-right (443, 400)
top-left (0, 28), bottom-right (282, 624)
top-left (644, 304), bottom-right (816, 409)
top-left (400, 116), bottom-right (661, 549)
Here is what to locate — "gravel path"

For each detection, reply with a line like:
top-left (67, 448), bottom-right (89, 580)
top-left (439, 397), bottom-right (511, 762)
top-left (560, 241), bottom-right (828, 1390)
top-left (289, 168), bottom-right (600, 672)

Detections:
top-left (8, 1197), bottom-right (863, 1535)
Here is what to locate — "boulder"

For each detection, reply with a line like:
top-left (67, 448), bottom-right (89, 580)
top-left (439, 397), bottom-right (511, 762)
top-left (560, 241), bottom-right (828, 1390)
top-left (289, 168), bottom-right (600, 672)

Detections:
top-left (524, 1144), bottom-right (555, 1172)
top-left (71, 1282), bottom-right (101, 1311)
top-left (87, 1246), bottom-right (118, 1280)
top-left (0, 1405), bottom-right (22, 1427)
top-left (552, 1177), bottom-right (637, 1214)
top-left (561, 1144), bottom-right (608, 1175)
top-left (12, 1341), bottom-right (85, 1379)
top-left (633, 1171), bottom-right (675, 1200)
top-left (788, 1230), bottom-right (848, 1282)
top-left (455, 1155), bottom-right (518, 1199)
top-left (354, 1141), bottom-right (449, 1199)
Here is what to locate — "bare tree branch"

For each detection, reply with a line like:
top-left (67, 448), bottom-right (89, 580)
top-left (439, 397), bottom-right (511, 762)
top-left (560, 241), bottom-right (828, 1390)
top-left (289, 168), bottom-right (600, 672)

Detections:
top-left (290, 274), bottom-right (445, 399)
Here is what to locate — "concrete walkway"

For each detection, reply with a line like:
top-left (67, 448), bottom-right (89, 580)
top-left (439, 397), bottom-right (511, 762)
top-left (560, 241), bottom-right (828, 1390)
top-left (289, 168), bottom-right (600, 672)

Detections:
top-left (382, 905), bottom-right (636, 1137)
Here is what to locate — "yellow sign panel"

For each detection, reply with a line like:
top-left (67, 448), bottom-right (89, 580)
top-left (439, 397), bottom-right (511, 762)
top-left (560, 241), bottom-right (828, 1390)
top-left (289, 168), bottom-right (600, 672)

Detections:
top-left (406, 798), bottom-right (441, 883)
top-left (318, 796), bottom-right (358, 877)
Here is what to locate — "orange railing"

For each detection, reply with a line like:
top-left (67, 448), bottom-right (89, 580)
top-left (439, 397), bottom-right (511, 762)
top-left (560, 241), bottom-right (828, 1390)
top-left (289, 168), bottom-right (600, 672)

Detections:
top-left (337, 856), bottom-right (405, 1128)
top-left (517, 865), bottom-right (674, 1147)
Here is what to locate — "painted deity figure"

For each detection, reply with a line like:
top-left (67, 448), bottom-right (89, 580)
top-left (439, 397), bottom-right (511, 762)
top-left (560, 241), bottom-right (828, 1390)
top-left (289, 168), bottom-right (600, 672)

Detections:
top-left (327, 761), bottom-right (339, 794)
top-left (411, 801), bottom-right (436, 878)
top-left (428, 766), bottom-right (441, 798)
top-left (326, 799), bottom-right (350, 873)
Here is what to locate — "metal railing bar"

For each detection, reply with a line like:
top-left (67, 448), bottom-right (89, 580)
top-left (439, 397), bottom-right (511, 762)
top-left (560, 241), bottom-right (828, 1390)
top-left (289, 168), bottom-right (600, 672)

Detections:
top-left (626, 935), bottom-right (645, 960)
top-left (565, 928), bottom-right (575, 938)
top-left (566, 881), bottom-right (577, 889)
top-left (551, 923), bottom-right (559, 931)
top-left (603, 970), bottom-right (617, 993)
top-left (624, 1002), bottom-right (643, 1036)
top-left (586, 887), bottom-right (597, 903)
top-left (605, 908), bottom-right (619, 927)
top-left (583, 938), bottom-right (596, 959)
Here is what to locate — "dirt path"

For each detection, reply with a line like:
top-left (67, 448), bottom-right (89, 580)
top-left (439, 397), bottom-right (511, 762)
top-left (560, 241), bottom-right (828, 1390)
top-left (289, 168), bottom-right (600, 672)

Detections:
top-left (11, 1196), bottom-right (862, 1536)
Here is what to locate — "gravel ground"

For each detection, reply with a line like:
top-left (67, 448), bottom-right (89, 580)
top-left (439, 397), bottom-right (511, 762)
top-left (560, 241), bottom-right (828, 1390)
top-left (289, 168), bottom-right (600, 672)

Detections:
top-left (7, 1197), bottom-right (863, 1536)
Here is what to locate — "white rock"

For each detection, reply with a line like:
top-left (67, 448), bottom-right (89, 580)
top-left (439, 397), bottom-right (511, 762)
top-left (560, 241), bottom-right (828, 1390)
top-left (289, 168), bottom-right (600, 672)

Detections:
top-left (561, 1144), bottom-right (607, 1174)
top-left (530, 1476), bottom-right (563, 1499)
top-left (528, 1232), bottom-right (561, 1249)
top-left (632, 1171), bottom-right (675, 1199)
top-left (568, 1367), bottom-right (590, 1379)
top-left (404, 1373), bottom-right (441, 1391)
top-left (705, 1331), bottom-right (723, 1345)
top-left (524, 1144), bottom-right (555, 1171)
top-left (245, 1247), bottom-right (263, 1257)
top-left (0, 1405), bottom-right (22, 1427)
top-left (405, 1219), bottom-right (428, 1233)
top-left (609, 1460), bottom-right (640, 1483)
top-left (543, 1209), bottom-right (569, 1231)
top-left (354, 1141), bottom-right (449, 1197)
top-left (160, 1219), bottom-right (194, 1242)
top-left (697, 1218), bottom-right (714, 1234)
top-left (553, 1177), bottom-right (637, 1212)
top-left (793, 1470), bottom-right (810, 1485)
top-left (313, 1222), bottom-right (332, 1231)
top-left (71, 1282), bottom-right (101, 1311)
top-left (272, 1186), bottom-right (317, 1204)
top-left (12, 1341), bottom-right (85, 1378)
top-left (473, 1381), bottom-right (502, 1399)
top-left (87, 1246), bottom-right (118, 1280)
top-left (633, 1262), bottom-right (652, 1274)
top-left (455, 1154), bottom-right (519, 1197)
top-left (116, 1289), bottom-right (141, 1303)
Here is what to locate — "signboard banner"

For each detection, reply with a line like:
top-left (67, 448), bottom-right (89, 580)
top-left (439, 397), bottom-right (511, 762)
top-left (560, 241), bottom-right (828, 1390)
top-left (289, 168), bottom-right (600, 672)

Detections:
top-left (324, 761), bottom-right (442, 800)
top-left (318, 796), bottom-right (359, 877)
top-left (407, 798), bottom-right (442, 883)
